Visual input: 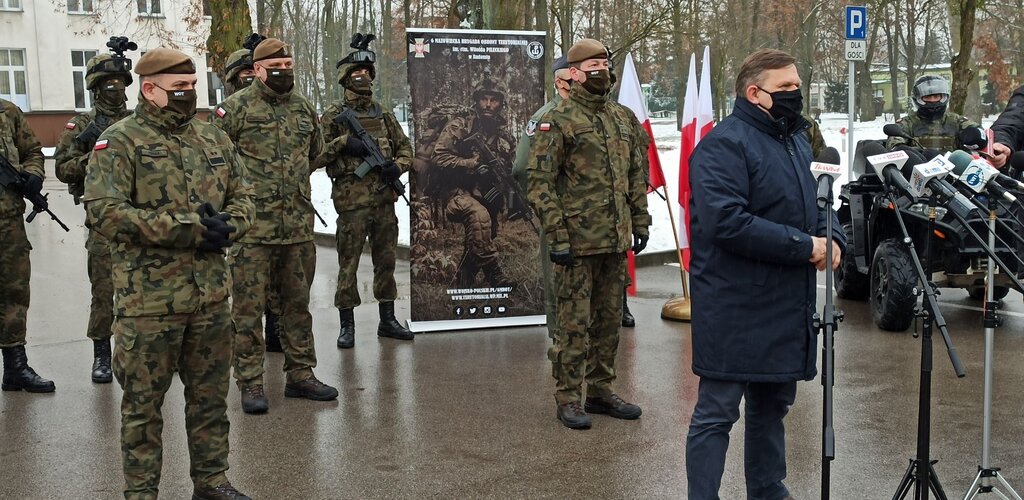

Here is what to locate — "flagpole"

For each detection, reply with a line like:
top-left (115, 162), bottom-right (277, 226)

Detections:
top-left (659, 184), bottom-right (691, 321)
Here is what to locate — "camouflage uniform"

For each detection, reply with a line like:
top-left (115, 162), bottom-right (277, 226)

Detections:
top-left (322, 90), bottom-right (411, 309)
top-left (431, 80), bottom-right (517, 288)
top-left (0, 98), bottom-right (44, 350)
top-left (526, 84), bottom-right (651, 405)
top-left (83, 98), bottom-right (255, 497)
top-left (213, 76), bottom-right (325, 386)
top-left (54, 65), bottom-right (133, 345)
top-left (805, 114), bottom-right (826, 159)
top-left (512, 95), bottom-right (562, 331)
top-left (885, 111), bottom-right (979, 151)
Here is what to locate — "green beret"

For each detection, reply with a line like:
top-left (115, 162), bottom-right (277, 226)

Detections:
top-left (134, 47), bottom-right (195, 76)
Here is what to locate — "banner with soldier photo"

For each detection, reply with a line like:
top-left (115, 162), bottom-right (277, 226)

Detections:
top-left (406, 28), bottom-right (546, 331)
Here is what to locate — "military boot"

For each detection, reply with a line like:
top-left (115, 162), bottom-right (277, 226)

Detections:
top-left (377, 302), bottom-right (413, 340)
top-left (2, 346), bottom-right (56, 393)
top-left (482, 259), bottom-right (514, 288)
top-left (91, 339), bottom-right (113, 384)
top-left (337, 308), bottom-right (355, 349)
top-left (264, 312), bottom-right (283, 353)
top-left (556, 402), bottom-right (592, 430)
top-left (621, 289), bottom-right (635, 327)
top-left (192, 482), bottom-right (251, 500)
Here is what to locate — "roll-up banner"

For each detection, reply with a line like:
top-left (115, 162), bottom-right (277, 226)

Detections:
top-left (406, 28), bottom-right (547, 332)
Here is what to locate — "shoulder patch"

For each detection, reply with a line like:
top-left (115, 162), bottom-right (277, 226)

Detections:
top-left (525, 120), bottom-right (537, 137)
top-left (94, 139), bottom-right (109, 151)
top-left (215, 107), bottom-right (227, 118)
top-left (539, 122), bottom-right (551, 132)
top-left (65, 122), bottom-right (76, 130)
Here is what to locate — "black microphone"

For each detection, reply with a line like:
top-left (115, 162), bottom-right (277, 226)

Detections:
top-left (959, 126), bottom-right (988, 152)
top-left (862, 141), bottom-right (917, 197)
top-left (883, 123), bottom-right (913, 142)
top-left (810, 147), bottom-right (844, 208)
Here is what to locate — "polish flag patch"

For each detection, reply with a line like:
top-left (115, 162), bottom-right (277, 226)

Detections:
top-left (539, 122), bottom-right (551, 132)
top-left (93, 139), bottom-right (109, 151)
top-left (215, 107), bottom-right (227, 118)
top-left (65, 122), bottom-right (76, 130)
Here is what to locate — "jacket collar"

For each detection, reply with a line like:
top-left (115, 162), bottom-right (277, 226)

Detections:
top-left (569, 84), bottom-right (608, 111)
top-left (134, 98), bottom-right (191, 133)
top-left (343, 89), bottom-right (374, 111)
top-left (733, 98), bottom-right (808, 139)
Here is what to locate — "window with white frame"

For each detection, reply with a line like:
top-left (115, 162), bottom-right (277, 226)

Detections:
top-left (137, 0), bottom-right (161, 16)
top-left (67, 0), bottom-right (94, 13)
top-left (0, 0), bottom-right (22, 11)
top-left (206, 54), bottom-right (224, 106)
top-left (72, 50), bottom-right (99, 110)
top-left (0, 49), bottom-right (28, 111)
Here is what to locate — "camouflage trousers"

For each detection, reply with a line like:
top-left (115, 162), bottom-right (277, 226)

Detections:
top-left (0, 216), bottom-right (30, 348)
top-left (112, 300), bottom-right (232, 498)
top-left (87, 245), bottom-right (114, 341)
top-left (445, 191), bottom-right (500, 287)
top-left (229, 241), bottom-right (317, 385)
top-left (537, 233), bottom-right (555, 337)
top-left (334, 204), bottom-right (399, 309)
top-left (549, 252), bottom-right (625, 404)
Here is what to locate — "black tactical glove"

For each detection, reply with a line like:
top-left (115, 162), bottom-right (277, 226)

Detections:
top-left (19, 174), bottom-right (43, 198)
top-left (198, 203), bottom-right (236, 252)
top-left (475, 162), bottom-right (492, 177)
top-left (632, 233), bottom-right (649, 254)
top-left (343, 135), bottom-right (368, 157)
top-left (549, 248), bottom-right (574, 267)
top-left (380, 160), bottom-right (401, 183)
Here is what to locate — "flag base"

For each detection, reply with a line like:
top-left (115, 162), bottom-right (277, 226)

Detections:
top-left (660, 296), bottom-right (692, 322)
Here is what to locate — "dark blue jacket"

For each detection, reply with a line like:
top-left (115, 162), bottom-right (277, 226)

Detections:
top-left (688, 98), bottom-right (845, 383)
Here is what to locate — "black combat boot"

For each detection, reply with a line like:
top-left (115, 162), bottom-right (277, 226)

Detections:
top-left (481, 259), bottom-right (514, 288)
top-left (621, 289), bottom-right (635, 327)
top-left (377, 302), bottom-right (413, 340)
top-left (556, 402), bottom-right (592, 430)
top-left (264, 312), bottom-right (283, 353)
top-left (91, 339), bottom-right (113, 384)
top-left (337, 308), bottom-right (355, 349)
top-left (192, 481), bottom-right (252, 499)
top-left (2, 346), bottom-right (56, 393)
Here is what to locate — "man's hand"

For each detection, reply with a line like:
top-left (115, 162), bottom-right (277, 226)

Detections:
top-left (810, 236), bottom-right (842, 271)
top-left (549, 248), bottom-right (574, 267)
top-left (198, 203), bottom-right (236, 252)
top-left (990, 142), bottom-right (1012, 168)
top-left (632, 233), bottom-right (648, 254)
top-left (19, 174), bottom-right (43, 198)
top-left (343, 135), bottom-right (368, 157)
top-left (380, 160), bottom-right (401, 183)
top-left (475, 162), bottom-right (492, 177)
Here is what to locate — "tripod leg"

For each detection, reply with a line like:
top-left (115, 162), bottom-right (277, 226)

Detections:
top-left (894, 460), bottom-right (916, 500)
top-left (994, 472), bottom-right (1023, 500)
top-left (928, 461), bottom-right (950, 500)
top-left (964, 471), bottom-right (984, 500)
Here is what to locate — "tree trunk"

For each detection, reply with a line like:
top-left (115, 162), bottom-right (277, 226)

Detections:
top-left (206, 0), bottom-right (254, 79)
top-left (949, 0), bottom-right (977, 118)
top-left (536, 0), bottom-right (551, 99)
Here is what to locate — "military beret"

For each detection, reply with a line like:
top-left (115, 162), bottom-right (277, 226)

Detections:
top-left (253, 38), bottom-right (291, 62)
top-left (134, 47), bottom-right (195, 76)
top-left (567, 38), bottom-right (607, 64)
top-left (552, 55), bottom-right (569, 74)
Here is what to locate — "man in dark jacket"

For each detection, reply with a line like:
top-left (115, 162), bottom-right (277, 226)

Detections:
top-left (988, 85), bottom-right (1024, 175)
top-left (685, 48), bottom-right (844, 499)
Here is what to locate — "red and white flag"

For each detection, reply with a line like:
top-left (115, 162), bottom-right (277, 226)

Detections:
top-left (678, 47), bottom-right (715, 272)
top-left (617, 53), bottom-right (666, 296)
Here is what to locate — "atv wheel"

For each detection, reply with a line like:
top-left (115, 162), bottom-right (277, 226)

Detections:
top-left (835, 223), bottom-right (869, 300)
top-left (870, 239), bottom-right (918, 331)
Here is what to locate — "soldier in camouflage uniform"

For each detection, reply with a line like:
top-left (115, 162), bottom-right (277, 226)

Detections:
top-left (885, 74), bottom-right (979, 151)
top-left (0, 98), bottom-right (55, 394)
top-left (213, 37), bottom-right (338, 414)
top-left (513, 56), bottom-right (572, 334)
top-left (83, 48), bottom-right (253, 500)
top-left (431, 76), bottom-right (517, 288)
top-left (805, 114), bottom-right (826, 159)
top-left (217, 46), bottom-right (285, 354)
top-left (54, 52), bottom-right (134, 384)
top-left (526, 39), bottom-right (651, 430)
top-left (319, 35), bottom-right (414, 349)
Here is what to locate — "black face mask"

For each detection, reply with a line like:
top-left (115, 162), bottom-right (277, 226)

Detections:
top-left (238, 76), bottom-right (255, 88)
top-left (348, 75), bottom-right (373, 95)
top-left (153, 84), bottom-right (197, 119)
top-left (263, 68), bottom-right (294, 94)
top-left (581, 69), bottom-right (612, 95)
top-left (757, 87), bottom-right (803, 123)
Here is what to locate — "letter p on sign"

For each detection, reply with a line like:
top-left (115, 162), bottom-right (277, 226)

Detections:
top-left (845, 6), bottom-right (867, 40)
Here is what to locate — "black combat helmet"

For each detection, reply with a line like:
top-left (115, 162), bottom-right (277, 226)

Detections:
top-left (337, 33), bottom-right (377, 84)
top-left (912, 74), bottom-right (950, 121)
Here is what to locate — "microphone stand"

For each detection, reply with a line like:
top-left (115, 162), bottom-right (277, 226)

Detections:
top-left (889, 189), bottom-right (967, 500)
top-left (962, 197), bottom-right (1023, 500)
top-left (816, 181), bottom-right (844, 500)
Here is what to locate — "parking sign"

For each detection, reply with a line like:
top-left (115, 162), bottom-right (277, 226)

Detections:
top-left (846, 6), bottom-right (867, 40)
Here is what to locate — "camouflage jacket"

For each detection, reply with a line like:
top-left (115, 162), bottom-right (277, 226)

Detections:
top-left (431, 111), bottom-right (516, 196)
top-left (526, 85), bottom-right (652, 256)
top-left (213, 77), bottom-right (324, 244)
top-left (83, 100), bottom-right (255, 317)
top-left (885, 111), bottom-right (978, 151)
top-left (54, 105), bottom-right (132, 254)
top-left (804, 114), bottom-right (826, 159)
top-left (0, 98), bottom-right (44, 219)
top-left (319, 91), bottom-right (412, 210)
top-left (513, 95), bottom-right (563, 191)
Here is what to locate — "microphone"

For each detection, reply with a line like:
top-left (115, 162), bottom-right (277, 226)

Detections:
top-left (958, 126), bottom-right (988, 151)
top-left (883, 123), bottom-right (913, 142)
top-left (909, 153), bottom-right (980, 219)
top-left (862, 142), bottom-right (916, 197)
top-left (810, 146), bottom-right (844, 208)
top-left (947, 150), bottom-right (1020, 203)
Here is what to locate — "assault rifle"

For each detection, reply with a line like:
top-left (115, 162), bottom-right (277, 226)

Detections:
top-left (462, 131), bottom-right (538, 234)
top-left (333, 108), bottom-right (409, 204)
top-left (0, 155), bottom-right (70, 231)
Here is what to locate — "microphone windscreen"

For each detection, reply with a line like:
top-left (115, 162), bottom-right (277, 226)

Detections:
top-left (860, 141), bottom-right (888, 158)
top-left (1010, 151), bottom-right (1024, 173)
top-left (900, 148), bottom-right (927, 177)
top-left (883, 123), bottom-right (907, 138)
top-left (959, 127), bottom-right (988, 151)
top-left (816, 146), bottom-right (841, 165)
top-left (947, 149), bottom-right (974, 175)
